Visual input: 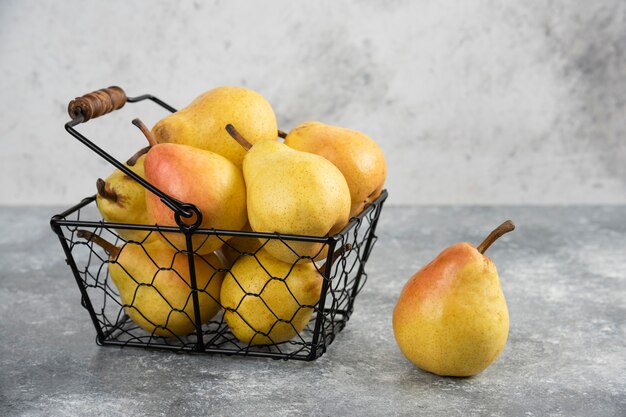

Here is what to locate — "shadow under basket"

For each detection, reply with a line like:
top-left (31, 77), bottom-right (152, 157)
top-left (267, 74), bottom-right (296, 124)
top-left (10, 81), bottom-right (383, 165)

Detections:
top-left (50, 85), bottom-right (387, 361)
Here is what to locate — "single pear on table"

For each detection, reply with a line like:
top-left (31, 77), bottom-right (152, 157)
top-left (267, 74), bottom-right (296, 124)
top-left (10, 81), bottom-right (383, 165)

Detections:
top-left (132, 119), bottom-right (247, 254)
top-left (220, 249), bottom-right (324, 345)
top-left (152, 86), bottom-right (278, 168)
top-left (283, 121), bottom-right (387, 218)
top-left (76, 230), bottom-right (225, 338)
top-left (226, 124), bottom-right (351, 264)
top-left (393, 221), bottom-right (515, 377)
top-left (95, 153), bottom-right (154, 243)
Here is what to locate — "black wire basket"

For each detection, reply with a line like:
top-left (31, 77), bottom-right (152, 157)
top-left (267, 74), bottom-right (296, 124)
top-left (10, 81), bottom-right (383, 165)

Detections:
top-left (50, 86), bottom-right (387, 361)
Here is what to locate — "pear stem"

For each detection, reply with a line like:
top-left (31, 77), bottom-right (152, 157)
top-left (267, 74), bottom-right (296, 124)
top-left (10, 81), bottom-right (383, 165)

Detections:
top-left (96, 178), bottom-right (118, 202)
top-left (225, 124), bottom-right (252, 150)
top-left (277, 129), bottom-right (288, 139)
top-left (320, 243), bottom-right (352, 275)
top-left (76, 230), bottom-right (120, 258)
top-left (126, 146), bottom-right (150, 166)
top-left (477, 220), bottom-right (515, 254)
top-left (132, 118), bottom-right (158, 147)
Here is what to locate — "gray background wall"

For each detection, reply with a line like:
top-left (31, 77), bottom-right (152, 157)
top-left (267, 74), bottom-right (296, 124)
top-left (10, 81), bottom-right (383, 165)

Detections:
top-left (1, 0), bottom-right (624, 206)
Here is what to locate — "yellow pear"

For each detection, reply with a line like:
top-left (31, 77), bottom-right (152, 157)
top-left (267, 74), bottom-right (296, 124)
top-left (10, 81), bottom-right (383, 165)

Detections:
top-left (152, 86), bottom-right (278, 168)
top-left (220, 249), bottom-right (323, 345)
top-left (393, 221), bottom-right (515, 377)
top-left (95, 154), bottom-right (155, 242)
top-left (284, 121), bottom-right (387, 218)
top-left (227, 125), bottom-right (351, 263)
top-left (77, 230), bottom-right (224, 338)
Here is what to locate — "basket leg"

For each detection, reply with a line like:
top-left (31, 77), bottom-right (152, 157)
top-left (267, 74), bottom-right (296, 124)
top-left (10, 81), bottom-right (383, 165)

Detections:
top-left (346, 200), bottom-right (386, 317)
top-left (51, 222), bottom-right (107, 343)
top-left (185, 231), bottom-right (205, 352)
top-left (308, 239), bottom-right (337, 359)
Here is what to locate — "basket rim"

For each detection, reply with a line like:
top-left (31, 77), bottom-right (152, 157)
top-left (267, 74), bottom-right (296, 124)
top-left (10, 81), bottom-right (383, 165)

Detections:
top-left (50, 190), bottom-right (388, 242)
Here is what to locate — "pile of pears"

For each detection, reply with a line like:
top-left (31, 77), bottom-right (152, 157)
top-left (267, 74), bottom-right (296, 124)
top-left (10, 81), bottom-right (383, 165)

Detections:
top-left (84, 86), bottom-right (387, 344)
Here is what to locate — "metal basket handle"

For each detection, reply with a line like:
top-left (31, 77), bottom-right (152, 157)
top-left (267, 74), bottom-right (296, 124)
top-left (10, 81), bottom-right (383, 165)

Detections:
top-left (64, 86), bottom-right (202, 229)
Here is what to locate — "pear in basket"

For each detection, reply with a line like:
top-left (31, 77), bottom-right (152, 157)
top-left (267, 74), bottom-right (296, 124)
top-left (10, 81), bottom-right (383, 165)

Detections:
top-left (220, 249), bottom-right (323, 345)
top-left (283, 121), bottom-right (387, 218)
top-left (226, 124), bottom-right (350, 264)
top-left (76, 230), bottom-right (224, 338)
top-left (220, 244), bottom-right (349, 345)
top-left (95, 153), bottom-right (155, 243)
top-left (152, 86), bottom-right (278, 168)
top-left (132, 119), bottom-right (247, 254)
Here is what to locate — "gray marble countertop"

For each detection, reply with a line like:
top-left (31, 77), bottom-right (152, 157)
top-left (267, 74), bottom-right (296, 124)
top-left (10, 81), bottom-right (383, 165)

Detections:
top-left (1, 206), bottom-right (625, 417)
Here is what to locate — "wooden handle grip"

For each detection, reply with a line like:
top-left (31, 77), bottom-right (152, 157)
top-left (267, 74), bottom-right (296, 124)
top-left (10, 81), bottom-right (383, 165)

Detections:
top-left (67, 86), bottom-right (127, 121)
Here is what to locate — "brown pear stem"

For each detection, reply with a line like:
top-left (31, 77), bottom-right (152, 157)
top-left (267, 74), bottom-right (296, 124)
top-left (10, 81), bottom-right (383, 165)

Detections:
top-left (477, 220), bottom-right (515, 254)
top-left (225, 124), bottom-right (252, 150)
top-left (132, 118), bottom-right (158, 147)
top-left (96, 178), bottom-right (118, 202)
top-left (277, 129), bottom-right (288, 139)
top-left (76, 230), bottom-right (120, 258)
top-left (320, 243), bottom-right (353, 275)
top-left (126, 146), bottom-right (151, 166)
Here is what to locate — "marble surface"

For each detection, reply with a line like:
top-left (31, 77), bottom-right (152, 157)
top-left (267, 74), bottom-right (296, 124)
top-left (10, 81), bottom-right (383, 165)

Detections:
top-left (1, 206), bottom-right (625, 416)
top-left (1, 0), bottom-right (626, 206)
